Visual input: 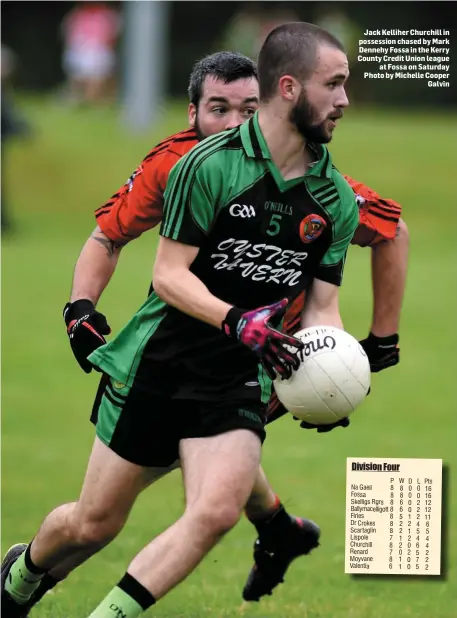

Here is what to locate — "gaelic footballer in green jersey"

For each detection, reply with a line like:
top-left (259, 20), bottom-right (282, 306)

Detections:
top-left (1, 26), bottom-right (361, 618)
top-left (88, 113), bottom-right (358, 467)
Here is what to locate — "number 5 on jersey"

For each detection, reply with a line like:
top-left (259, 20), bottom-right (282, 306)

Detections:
top-left (266, 214), bottom-right (282, 236)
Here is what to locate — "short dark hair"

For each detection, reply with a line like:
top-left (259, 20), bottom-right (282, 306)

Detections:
top-left (188, 51), bottom-right (258, 106)
top-left (257, 22), bottom-right (345, 101)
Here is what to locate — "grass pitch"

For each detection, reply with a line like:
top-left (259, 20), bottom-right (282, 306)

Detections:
top-left (2, 97), bottom-right (457, 617)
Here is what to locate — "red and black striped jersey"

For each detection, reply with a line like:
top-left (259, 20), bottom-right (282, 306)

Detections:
top-left (348, 175), bottom-right (402, 247)
top-left (95, 129), bottom-right (402, 251)
top-left (95, 128), bottom-right (199, 245)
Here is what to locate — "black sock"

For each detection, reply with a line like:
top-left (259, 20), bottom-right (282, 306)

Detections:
top-left (253, 504), bottom-right (294, 542)
top-left (117, 573), bottom-right (156, 611)
top-left (24, 543), bottom-right (47, 575)
top-left (32, 573), bottom-right (61, 603)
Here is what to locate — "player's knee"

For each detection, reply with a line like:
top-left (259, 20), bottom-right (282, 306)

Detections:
top-left (190, 501), bottom-right (242, 537)
top-left (70, 510), bottom-right (125, 548)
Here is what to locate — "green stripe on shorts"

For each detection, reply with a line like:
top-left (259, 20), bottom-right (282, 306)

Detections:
top-left (96, 380), bottom-right (130, 447)
top-left (257, 364), bottom-right (273, 404)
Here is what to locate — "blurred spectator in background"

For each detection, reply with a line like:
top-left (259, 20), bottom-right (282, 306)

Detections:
top-left (1, 44), bottom-right (33, 234)
top-left (60, 1), bottom-right (121, 105)
top-left (314, 4), bottom-right (358, 63)
top-left (257, 7), bottom-right (301, 53)
top-left (222, 4), bottom-right (299, 59)
top-left (221, 4), bottom-right (263, 58)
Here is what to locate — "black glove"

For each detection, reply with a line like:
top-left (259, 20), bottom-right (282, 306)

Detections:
top-left (295, 416), bottom-right (350, 433)
top-left (63, 299), bottom-right (111, 373)
top-left (222, 299), bottom-right (303, 380)
top-left (359, 332), bottom-right (399, 373)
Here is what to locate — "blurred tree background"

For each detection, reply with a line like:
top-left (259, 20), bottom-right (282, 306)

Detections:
top-left (2, 4), bottom-right (457, 616)
top-left (2, 0), bottom-right (456, 107)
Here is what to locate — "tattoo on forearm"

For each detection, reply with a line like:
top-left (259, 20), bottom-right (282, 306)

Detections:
top-left (91, 232), bottom-right (119, 257)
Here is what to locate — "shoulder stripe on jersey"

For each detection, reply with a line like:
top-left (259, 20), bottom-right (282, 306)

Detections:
top-left (142, 130), bottom-right (197, 162)
top-left (368, 205), bottom-right (401, 219)
top-left (310, 183), bottom-right (339, 207)
top-left (319, 192), bottom-right (339, 206)
top-left (172, 135), bottom-right (199, 143)
top-left (370, 200), bottom-right (402, 214)
top-left (95, 207), bottom-right (112, 219)
top-left (155, 129), bottom-right (197, 147)
top-left (94, 192), bottom-right (121, 215)
top-left (163, 128), bottom-right (239, 238)
top-left (142, 145), bottom-right (170, 162)
top-left (171, 149), bottom-right (224, 239)
top-left (142, 141), bottom-right (183, 162)
top-left (145, 133), bottom-right (184, 154)
top-left (225, 133), bottom-right (243, 151)
top-left (94, 130), bottom-right (198, 218)
top-left (146, 135), bottom-right (197, 152)
top-left (163, 131), bottom-right (234, 237)
top-left (165, 135), bottom-right (238, 239)
top-left (312, 184), bottom-right (336, 200)
top-left (94, 144), bottom-right (171, 217)
top-left (142, 136), bottom-right (197, 163)
top-left (183, 143), bottom-right (245, 223)
top-left (365, 210), bottom-right (399, 223)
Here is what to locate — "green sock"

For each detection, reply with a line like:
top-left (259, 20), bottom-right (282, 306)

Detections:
top-left (4, 549), bottom-right (44, 604)
top-left (88, 586), bottom-right (144, 618)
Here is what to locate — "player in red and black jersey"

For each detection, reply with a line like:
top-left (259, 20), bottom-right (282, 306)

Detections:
top-left (2, 52), bottom-right (408, 615)
top-left (93, 128), bottom-right (199, 244)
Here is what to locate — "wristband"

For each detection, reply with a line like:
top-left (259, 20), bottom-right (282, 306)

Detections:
top-left (63, 299), bottom-right (95, 325)
top-left (368, 332), bottom-right (399, 345)
top-left (221, 307), bottom-right (243, 338)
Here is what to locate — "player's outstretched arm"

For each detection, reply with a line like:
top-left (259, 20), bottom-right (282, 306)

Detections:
top-left (300, 279), bottom-right (343, 331)
top-left (70, 226), bottom-right (122, 304)
top-left (63, 226), bottom-right (121, 373)
top-left (370, 218), bottom-right (409, 336)
top-left (64, 138), bottom-right (176, 373)
top-left (360, 218), bottom-right (409, 372)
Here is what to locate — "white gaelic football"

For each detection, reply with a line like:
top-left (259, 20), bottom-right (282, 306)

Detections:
top-left (274, 325), bottom-right (371, 425)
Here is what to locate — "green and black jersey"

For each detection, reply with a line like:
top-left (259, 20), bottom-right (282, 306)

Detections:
top-left (89, 113), bottom-right (358, 402)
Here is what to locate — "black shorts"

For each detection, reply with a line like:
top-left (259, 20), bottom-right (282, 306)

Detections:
top-left (91, 374), bottom-right (267, 467)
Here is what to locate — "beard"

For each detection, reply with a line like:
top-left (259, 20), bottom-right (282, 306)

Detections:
top-left (289, 91), bottom-right (337, 144)
top-left (194, 113), bottom-right (206, 141)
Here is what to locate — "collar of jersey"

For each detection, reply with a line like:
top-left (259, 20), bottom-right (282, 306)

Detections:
top-left (240, 112), bottom-right (333, 184)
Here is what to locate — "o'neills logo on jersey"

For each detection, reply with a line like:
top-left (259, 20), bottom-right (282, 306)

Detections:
top-left (299, 214), bottom-right (326, 244)
top-left (355, 193), bottom-right (366, 207)
top-left (125, 165), bottom-right (144, 193)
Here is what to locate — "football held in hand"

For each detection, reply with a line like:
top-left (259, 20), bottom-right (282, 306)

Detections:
top-left (274, 326), bottom-right (371, 425)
